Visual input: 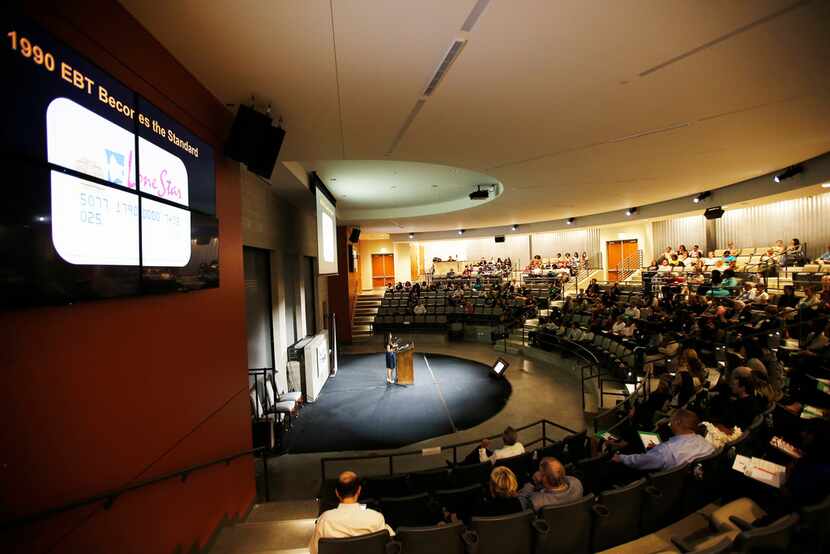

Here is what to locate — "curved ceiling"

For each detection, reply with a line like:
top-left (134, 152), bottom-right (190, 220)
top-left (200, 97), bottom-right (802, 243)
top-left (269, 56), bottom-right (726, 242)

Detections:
top-left (306, 160), bottom-right (501, 221)
top-left (121, 0), bottom-right (830, 233)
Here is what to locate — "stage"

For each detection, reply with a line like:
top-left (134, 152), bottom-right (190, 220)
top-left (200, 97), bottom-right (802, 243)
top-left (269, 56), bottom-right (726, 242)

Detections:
top-left (285, 352), bottom-right (512, 453)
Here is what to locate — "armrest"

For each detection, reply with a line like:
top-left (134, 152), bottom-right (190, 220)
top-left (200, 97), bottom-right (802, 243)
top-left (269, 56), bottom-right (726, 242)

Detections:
top-left (532, 518), bottom-right (550, 536)
top-left (645, 485), bottom-right (662, 499)
top-left (670, 536), bottom-right (696, 553)
top-left (462, 529), bottom-right (479, 554)
top-left (728, 515), bottom-right (753, 531)
top-left (385, 539), bottom-right (402, 554)
top-left (592, 504), bottom-right (609, 518)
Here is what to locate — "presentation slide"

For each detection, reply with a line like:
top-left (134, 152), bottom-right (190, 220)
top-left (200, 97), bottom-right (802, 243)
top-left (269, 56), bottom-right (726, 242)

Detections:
top-left (0, 15), bottom-right (219, 307)
top-left (316, 188), bottom-right (338, 275)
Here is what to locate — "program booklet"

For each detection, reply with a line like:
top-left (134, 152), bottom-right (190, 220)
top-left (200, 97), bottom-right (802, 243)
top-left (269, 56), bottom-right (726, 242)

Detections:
top-left (732, 454), bottom-right (786, 488)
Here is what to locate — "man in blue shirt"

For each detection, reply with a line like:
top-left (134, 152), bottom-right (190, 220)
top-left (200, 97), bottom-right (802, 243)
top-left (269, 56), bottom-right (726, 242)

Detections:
top-left (612, 409), bottom-right (714, 471)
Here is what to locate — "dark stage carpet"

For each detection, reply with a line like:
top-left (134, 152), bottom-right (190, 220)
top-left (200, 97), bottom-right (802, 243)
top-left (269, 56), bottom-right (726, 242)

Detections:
top-left (286, 352), bottom-right (512, 453)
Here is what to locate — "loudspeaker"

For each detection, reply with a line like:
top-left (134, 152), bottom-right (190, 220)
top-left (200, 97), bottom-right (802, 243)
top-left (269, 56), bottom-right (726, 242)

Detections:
top-left (349, 228), bottom-right (361, 243)
top-left (704, 206), bottom-right (725, 220)
top-left (224, 105), bottom-right (285, 178)
top-left (494, 235), bottom-right (505, 243)
top-left (247, 125), bottom-right (285, 178)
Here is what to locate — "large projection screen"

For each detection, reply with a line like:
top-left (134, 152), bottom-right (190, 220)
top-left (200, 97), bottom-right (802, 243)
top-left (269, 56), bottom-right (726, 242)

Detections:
top-left (316, 188), bottom-right (338, 275)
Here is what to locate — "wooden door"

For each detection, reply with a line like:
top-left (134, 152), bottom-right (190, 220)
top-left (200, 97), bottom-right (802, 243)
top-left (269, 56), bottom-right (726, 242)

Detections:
top-left (606, 239), bottom-right (638, 282)
top-left (372, 253), bottom-right (395, 288)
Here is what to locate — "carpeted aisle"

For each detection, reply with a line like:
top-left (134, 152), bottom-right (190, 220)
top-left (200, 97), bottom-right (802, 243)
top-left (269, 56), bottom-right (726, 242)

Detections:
top-left (286, 352), bottom-right (512, 453)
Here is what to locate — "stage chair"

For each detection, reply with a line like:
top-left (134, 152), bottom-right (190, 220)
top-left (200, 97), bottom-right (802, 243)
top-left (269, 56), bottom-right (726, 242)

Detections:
top-left (591, 478), bottom-right (646, 551)
top-left (380, 493), bottom-right (443, 529)
top-left (469, 510), bottom-right (545, 554)
top-left (396, 521), bottom-right (467, 554)
top-left (265, 374), bottom-right (302, 405)
top-left (538, 493), bottom-right (595, 554)
top-left (318, 529), bottom-right (396, 554)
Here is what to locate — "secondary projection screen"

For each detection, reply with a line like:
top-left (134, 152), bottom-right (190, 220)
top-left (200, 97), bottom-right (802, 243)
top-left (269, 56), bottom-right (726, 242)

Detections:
top-left (316, 187), bottom-right (338, 275)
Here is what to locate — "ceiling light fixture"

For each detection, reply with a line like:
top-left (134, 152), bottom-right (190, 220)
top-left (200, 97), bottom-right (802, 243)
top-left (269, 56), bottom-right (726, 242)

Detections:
top-left (626, 207), bottom-right (637, 216)
top-left (773, 165), bottom-right (803, 183)
top-left (408, 233), bottom-right (414, 239)
top-left (567, 217), bottom-right (575, 225)
top-left (821, 183), bottom-right (830, 189)
top-left (458, 229), bottom-right (465, 235)
top-left (693, 191), bottom-right (712, 204)
top-left (511, 224), bottom-right (518, 231)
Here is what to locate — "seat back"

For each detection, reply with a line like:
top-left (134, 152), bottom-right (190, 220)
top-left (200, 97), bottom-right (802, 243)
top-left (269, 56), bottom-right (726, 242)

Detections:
top-left (642, 463), bottom-right (688, 533)
top-left (733, 512), bottom-right (799, 552)
top-left (682, 450), bottom-right (725, 514)
top-left (592, 478), bottom-right (645, 551)
top-left (364, 474), bottom-right (410, 500)
top-left (453, 461), bottom-right (492, 488)
top-left (574, 454), bottom-right (611, 495)
top-left (539, 493), bottom-right (595, 554)
top-left (408, 467), bottom-right (452, 494)
top-left (318, 529), bottom-right (391, 554)
top-left (380, 493), bottom-right (440, 530)
top-left (470, 509), bottom-right (536, 554)
top-left (800, 494), bottom-right (830, 552)
top-left (435, 484), bottom-right (483, 524)
top-left (396, 521), bottom-right (466, 554)
top-left (562, 431), bottom-right (589, 463)
top-left (494, 452), bottom-right (535, 485)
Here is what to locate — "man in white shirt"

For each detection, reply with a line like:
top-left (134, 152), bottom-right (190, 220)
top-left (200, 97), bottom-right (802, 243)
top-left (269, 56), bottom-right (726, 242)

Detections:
top-left (308, 471), bottom-right (393, 554)
top-left (479, 426), bottom-right (525, 463)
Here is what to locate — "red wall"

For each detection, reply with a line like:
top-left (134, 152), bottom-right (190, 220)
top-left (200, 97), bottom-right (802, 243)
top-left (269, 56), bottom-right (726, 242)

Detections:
top-left (0, 2), bottom-right (253, 553)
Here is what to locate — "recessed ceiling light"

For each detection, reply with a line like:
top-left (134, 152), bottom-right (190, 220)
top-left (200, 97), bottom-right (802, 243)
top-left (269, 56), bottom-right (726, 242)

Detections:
top-left (408, 233), bottom-right (414, 239)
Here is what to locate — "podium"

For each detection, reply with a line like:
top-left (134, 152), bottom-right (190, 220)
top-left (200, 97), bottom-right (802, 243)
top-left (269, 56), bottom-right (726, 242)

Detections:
top-left (396, 344), bottom-right (415, 385)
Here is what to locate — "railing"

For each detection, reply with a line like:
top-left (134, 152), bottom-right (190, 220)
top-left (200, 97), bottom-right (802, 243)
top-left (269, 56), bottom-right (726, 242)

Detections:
top-left (2, 446), bottom-right (273, 530)
top-left (616, 250), bottom-right (643, 282)
top-left (319, 418), bottom-right (579, 482)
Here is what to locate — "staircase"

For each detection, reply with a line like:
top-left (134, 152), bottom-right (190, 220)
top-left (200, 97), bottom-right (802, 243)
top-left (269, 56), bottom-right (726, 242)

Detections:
top-left (500, 318), bottom-right (539, 354)
top-left (351, 293), bottom-right (382, 341)
top-left (210, 499), bottom-right (318, 553)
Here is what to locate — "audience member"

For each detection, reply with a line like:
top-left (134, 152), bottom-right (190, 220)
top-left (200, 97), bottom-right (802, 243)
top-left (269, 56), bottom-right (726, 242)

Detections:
top-left (472, 467), bottom-right (524, 517)
top-left (518, 457), bottom-right (583, 511)
top-left (308, 471), bottom-right (393, 554)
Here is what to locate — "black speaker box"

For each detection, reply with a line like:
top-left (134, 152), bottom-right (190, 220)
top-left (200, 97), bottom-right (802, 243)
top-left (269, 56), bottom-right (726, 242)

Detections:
top-left (495, 235), bottom-right (505, 243)
top-left (247, 125), bottom-right (285, 178)
top-left (225, 105), bottom-right (268, 163)
top-left (349, 228), bottom-right (361, 243)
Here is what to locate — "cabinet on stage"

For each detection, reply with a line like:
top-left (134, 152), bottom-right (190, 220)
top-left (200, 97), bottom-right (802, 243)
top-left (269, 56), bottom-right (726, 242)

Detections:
top-left (287, 331), bottom-right (330, 402)
top-left (397, 344), bottom-right (414, 385)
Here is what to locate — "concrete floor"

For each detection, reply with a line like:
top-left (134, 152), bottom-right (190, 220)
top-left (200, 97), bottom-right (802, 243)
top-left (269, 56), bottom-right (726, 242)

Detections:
top-left (258, 336), bottom-right (589, 502)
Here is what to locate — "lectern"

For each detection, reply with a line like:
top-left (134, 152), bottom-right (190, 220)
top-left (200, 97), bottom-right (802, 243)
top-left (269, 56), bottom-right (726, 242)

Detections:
top-left (396, 344), bottom-right (415, 385)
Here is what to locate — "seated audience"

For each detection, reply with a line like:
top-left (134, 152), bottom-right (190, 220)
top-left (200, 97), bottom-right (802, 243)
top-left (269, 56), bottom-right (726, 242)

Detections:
top-left (466, 426), bottom-right (525, 464)
top-left (309, 471), bottom-right (393, 554)
top-left (612, 409), bottom-right (715, 471)
top-left (729, 368), bottom-right (766, 429)
top-left (472, 467), bottom-right (524, 517)
top-left (816, 243), bottom-right (830, 264)
top-left (781, 237), bottom-right (805, 266)
top-left (518, 457), bottom-right (583, 511)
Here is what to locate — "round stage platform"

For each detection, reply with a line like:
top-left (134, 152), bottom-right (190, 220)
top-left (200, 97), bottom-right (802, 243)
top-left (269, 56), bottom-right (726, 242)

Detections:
top-left (286, 352), bottom-right (512, 454)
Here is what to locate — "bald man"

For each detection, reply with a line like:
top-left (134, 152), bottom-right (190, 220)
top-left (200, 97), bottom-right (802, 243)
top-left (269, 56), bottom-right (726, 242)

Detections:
top-left (308, 471), bottom-right (393, 554)
top-left (613, 409), bottom-right (714, 472)
top-left (518, 457), bottom-right (584, 511)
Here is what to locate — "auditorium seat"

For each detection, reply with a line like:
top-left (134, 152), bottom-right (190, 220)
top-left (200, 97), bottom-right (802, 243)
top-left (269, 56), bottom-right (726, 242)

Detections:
top-left (435, 484), bottom-right (483, 524)
top-left (732, 513), bottom-right (799, 552)
top-left (408, 467), bottom-right (452, 494)
top-left (538, 493), bottom-right (595, 554)
top-left (452, 461), bottom-right (492, 488)
top-left (573, 453), bottom-right (611, 495)
top-left (469, 510), bottom-right (542, 554)
top-left (682, 450), bottom-right (726, 514)
top-left (494, 452), bottom-right (534, 485)
top-left (318, 529), bottom-right (396, 554)
top-left (641, 463), bottom-right (688, 533)
top-left (380, 492), bottom-right (442, 529)
top-left (396, 521), bottom-right (467, 554)
top-left (562, 431), bottom-right (589, 463)
top-left (800, 493), bottom-right (830, 552)
top-left (364, 474), bottom-right (411, 499)
top-left (534, 440), bottom-right (565, 462)
top-left (591, 478), bottom-right (646, 551)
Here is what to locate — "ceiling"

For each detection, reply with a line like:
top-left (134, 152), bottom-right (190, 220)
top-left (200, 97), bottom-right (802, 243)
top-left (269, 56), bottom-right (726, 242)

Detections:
top-left (120, 0), bottom-right (830, 233)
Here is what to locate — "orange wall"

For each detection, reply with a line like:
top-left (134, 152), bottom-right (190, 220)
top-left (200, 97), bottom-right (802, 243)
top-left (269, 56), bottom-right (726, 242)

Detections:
top-left (0, 2), bottom-right (253, 553)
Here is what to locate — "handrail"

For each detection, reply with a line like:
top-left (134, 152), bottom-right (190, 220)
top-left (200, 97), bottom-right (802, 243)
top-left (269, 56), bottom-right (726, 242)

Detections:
top-left (319, 418), bottom-right (578, 482)
top-left (2, 446), bottom-right (270, 530)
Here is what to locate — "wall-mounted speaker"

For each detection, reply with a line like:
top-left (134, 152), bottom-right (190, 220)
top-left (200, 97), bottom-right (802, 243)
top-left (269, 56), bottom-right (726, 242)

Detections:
top-left (225, 105), bottom-right (285, 178)
top-left (704, 206), bottom-right (725, 220)
top-left (349, 228), bottom-right (361, 243)
top-left (494, 235), bottom-right (505, 243)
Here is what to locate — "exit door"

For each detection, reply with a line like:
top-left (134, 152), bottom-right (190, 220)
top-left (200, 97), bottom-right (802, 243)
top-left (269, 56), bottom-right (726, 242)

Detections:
top-left (606, 239), bottom-right (638, 282)
top-left (371, 253), bottom-right (395, 288)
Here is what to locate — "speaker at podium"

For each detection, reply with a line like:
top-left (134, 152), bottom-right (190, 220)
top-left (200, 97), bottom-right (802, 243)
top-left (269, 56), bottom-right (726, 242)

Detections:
top-left (395, 342), bottom-right (415, 385)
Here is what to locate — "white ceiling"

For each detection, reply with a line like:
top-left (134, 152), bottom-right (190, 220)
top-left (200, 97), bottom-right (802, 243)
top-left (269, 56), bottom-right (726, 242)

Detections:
top-left (120, 0), bottom-right (830, 233)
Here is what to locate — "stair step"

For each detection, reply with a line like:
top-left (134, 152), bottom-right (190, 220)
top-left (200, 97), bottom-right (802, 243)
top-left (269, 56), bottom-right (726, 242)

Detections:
top-left (247, 500), bottom-right (319, 523)
top-left (353, 316), bottom-right (375, 323)
top-left (352, 325), bottom-right (372, 332)
top-left (211, 520), bottom-right (316, 553)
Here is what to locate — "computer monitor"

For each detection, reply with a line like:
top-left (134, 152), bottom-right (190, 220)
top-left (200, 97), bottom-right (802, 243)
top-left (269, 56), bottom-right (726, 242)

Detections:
top-left (491, 357), bottom-right (509, 378)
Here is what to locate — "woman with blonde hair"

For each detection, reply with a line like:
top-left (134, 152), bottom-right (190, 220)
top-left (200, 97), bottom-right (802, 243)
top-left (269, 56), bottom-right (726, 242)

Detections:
top-left (472, 466), bottom-right (524, 517)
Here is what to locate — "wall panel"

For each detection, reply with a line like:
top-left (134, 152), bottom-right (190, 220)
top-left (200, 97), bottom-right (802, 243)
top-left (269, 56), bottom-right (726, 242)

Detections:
top-left (651, 215), bottom-right (706, 259)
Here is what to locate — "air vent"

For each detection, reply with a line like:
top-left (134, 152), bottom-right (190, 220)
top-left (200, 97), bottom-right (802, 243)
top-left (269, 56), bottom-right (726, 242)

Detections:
top-left (423, 39), bottom-right (467, 97)
top-left (386, 99), bottom-right (426, 155)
